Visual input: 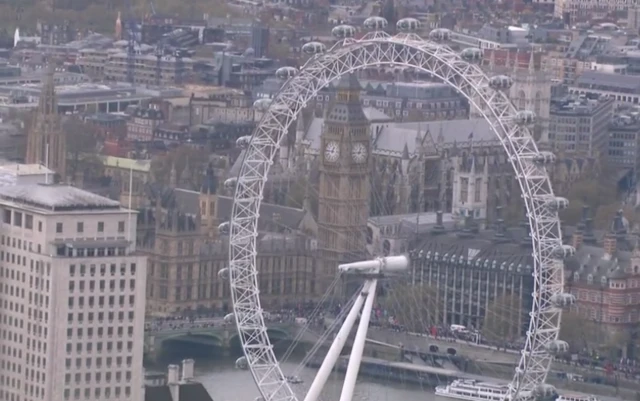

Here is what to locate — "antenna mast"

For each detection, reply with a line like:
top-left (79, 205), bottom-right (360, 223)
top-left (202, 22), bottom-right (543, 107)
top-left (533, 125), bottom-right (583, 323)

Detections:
top-left (44, 143), bottom-right (50, 184)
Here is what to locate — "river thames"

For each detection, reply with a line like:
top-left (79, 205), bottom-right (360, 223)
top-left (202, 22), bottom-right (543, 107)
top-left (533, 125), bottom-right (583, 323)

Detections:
top-left (180, 357), bottom-right (438, 401)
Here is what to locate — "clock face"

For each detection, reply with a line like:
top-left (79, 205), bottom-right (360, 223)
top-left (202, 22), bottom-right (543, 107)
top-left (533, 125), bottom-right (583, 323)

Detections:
top-left (324, 141), bottom-right (340, 163)
top-left (351, 142), bottom-right (368, 163)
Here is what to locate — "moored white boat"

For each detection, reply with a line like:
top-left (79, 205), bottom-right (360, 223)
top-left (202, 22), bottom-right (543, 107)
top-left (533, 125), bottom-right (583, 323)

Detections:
top-left (286, 375), bottom-right (304, 384)
top-left (435, 379), bottom-right (509, 401)
top-left (435, 379), bottom-right (599, 401)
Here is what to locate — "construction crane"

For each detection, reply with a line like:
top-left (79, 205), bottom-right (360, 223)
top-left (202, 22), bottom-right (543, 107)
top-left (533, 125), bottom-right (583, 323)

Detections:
top-left (124, 0), bottom-right (138, 84)
top-left (174, 48), bottom-right (184, 85)
top-left (155, 45), bottom-right (163, 86)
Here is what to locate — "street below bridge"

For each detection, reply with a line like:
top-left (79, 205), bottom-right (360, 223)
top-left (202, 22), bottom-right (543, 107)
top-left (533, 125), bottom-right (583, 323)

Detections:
top-left (365, 328), bottom-right (519, 365)
top-left (145, 318), bottom-right (518, 365)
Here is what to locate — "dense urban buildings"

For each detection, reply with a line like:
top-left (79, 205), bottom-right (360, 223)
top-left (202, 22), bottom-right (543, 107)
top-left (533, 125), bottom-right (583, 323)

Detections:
top-left (10, 0), bottom-right (640, 393)
top-left (548, 94), bottom-right (614, 156)
top-left (407, 211), bottom-right (533, 335)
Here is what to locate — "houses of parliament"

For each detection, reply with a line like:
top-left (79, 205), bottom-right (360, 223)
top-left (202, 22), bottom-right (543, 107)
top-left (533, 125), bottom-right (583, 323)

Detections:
top-left (139, 74), bottom-right (372, 315)
top-left (24, 66), bottom-right (598, 319)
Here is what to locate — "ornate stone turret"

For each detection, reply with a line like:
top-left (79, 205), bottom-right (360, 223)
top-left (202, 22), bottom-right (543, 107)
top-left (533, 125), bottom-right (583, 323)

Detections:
top-left (199, 163), bottom-right (218, 237)
top-left (169, 163), bottom-right (178, 188)
top-left (493, 205), bottom-right (508, 243)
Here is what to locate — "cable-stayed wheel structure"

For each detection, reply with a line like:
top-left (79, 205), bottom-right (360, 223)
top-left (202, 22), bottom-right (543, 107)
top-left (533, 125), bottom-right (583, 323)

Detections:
top-left (226, 17), bottom-right (576, 401)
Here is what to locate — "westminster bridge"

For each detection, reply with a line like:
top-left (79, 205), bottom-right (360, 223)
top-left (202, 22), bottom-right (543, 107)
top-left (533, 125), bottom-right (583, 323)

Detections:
top-left (144, 321), bottom-right (518, 366)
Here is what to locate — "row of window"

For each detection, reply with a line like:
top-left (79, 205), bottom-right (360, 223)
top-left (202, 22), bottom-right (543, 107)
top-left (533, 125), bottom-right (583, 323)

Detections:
top-left (58, 247), bottom-right (127, 258)
top-left (65, 371), bottom-right (132, 385)
top-left (65, 356), bottom-right (133, 370)
top-left (68, 309), bottom-right (136, 324)
top-left (70, 263), bottom-right (136, 277)
top-left (63, 386), bottom-right (132, 400)
top-left (68, 297), bottom-right (136, 310)
top-left (3, 210), bottom-right (36, 230)
top-left (69, 280), bottom-right (136, 293)
top-left (66, 307), bottom-right (135, 323)
top-left (65, 340), bottom-right (134, 354)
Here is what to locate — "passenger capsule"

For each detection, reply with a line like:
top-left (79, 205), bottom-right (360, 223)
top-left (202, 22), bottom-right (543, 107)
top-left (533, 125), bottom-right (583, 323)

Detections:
top-left (236, 136), bottom-right (251, 149)
top-left (488, 75), bottom-right (514, 90)
top-left (253, 98), bottom-right (272, 111)
top-left (429, 28), bottom-right (451, 42)
top-left (532, 384), bottom-right (558, 401)
top-left (545, 340), bottom-right (569, 355)
top-left (235, 356), bottom-right (248, 369)
top-left (550, 293), bottom-right (576, 308)
top-left (552, 244), bottom-right (575, 259)
top-left (531, 151), bottom-right (556, 164)
top-left (275, 66), bottom-right (298, 80)
top-left (218, 222), bottom-right (230, 235)
top-left (218, 267), bottom-right (230, 280)
top-left (302, 41), bottom-right (326, 55)
top-left (515, 110), bottom-right (537, 126)
top-left (460, 47), bottom-right (483, 63)
top-left (396, 17), bottom-right (421, 32)
top-left (224, 313), bottom-right (235, 324)
top-left (224, 178), bottom-right (237, 190)
top-left (364, 16), bottom-right (388, 30)
top-left (543, 196), bottom-right (569, 211)
top-left (332, 24), bottom-right (357, 39)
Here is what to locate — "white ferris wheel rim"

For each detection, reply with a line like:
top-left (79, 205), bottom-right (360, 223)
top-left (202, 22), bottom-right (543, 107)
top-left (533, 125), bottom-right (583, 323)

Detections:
top-left (229, 30), bottom-right (566, 401)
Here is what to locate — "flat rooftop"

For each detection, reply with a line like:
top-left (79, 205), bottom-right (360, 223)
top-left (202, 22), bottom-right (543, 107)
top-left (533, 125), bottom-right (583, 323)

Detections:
top-left (0, 82), bottom-right (149, 104)
top-left (0, 184), bottom-right (122, 212)
top-left (576, 70), bottom-right (640, 92)
top-left (0, 163), bottom-right (53, 184)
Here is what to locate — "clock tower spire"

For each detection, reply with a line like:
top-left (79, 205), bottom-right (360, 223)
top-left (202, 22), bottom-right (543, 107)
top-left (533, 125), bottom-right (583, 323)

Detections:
top-left (317, 73), bottom-right (371, 291)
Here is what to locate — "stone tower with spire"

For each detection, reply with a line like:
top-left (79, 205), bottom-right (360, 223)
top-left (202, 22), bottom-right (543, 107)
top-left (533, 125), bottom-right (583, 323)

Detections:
top-left (317, 73), bottom-right (371, 291)
top-left (483, 48), bottom-right (551, 144)
top-left (199, 163), bottom-right (219, 238)
top-left (26, 62), bottom-right (66, 179)
top-left (451, 153), bottom-right (488, 220)
top-left (396, 143), bottom-right (412, 214)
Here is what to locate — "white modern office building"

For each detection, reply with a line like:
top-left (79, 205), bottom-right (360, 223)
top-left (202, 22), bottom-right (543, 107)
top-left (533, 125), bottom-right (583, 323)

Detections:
top-left (0, 184), bottom-right (146, 401)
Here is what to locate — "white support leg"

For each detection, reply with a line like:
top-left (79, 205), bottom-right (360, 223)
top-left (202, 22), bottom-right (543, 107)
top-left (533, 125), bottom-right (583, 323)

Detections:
top-left (303, 281), bottom-right (374, 401)
top-left (338, 279), bottom-right (378, 401)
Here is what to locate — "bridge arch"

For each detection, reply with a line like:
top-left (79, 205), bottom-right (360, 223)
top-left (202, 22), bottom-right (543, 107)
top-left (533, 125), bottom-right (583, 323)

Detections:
top-left (160, 331), bottom-right (225, 349)
top-left (229, 327), bottom-right (292, 350)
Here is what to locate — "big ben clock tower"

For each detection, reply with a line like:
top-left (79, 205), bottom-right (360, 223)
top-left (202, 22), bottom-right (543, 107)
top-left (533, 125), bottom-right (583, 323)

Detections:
top-left (317, 73), bottom-right (371, 292)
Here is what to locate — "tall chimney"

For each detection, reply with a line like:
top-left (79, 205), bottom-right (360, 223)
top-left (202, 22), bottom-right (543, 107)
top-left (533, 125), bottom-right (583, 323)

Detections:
top-left (494, 206), bottom-right (506, 241)
top-left (572, 227), bottom-right (583, 250)
top-left (168, 364), bottom-right (180, 401)
top-left (181, 359), bottom-right (195, 382)
top-left (432, 210), bottom-right (445, 234)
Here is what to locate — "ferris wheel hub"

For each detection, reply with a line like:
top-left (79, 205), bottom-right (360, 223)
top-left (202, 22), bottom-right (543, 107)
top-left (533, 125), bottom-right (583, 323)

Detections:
top-left (338, 255), bottom-right (409, 277)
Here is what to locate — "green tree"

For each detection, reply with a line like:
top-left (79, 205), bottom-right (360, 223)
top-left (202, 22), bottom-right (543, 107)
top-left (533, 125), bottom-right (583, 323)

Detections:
top-left (284, 174), bottom-right (318, 216)
top-left (559, 177), bottom-right (618, 226)
top-left (559, 310), bottom-right (601, 354)
top-left (150, 146), bottom-right (209, 189)
top-left (482, 294), bottom-right (521, 344)
top-left (379, 283), bottom-right (443, 332)
top-left (64, 117), bottom-right (102, 182)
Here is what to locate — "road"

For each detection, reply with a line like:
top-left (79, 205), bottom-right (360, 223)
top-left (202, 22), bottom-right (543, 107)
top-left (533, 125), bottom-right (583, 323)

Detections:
top-left (366, 327), bottom-right (519, 364)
